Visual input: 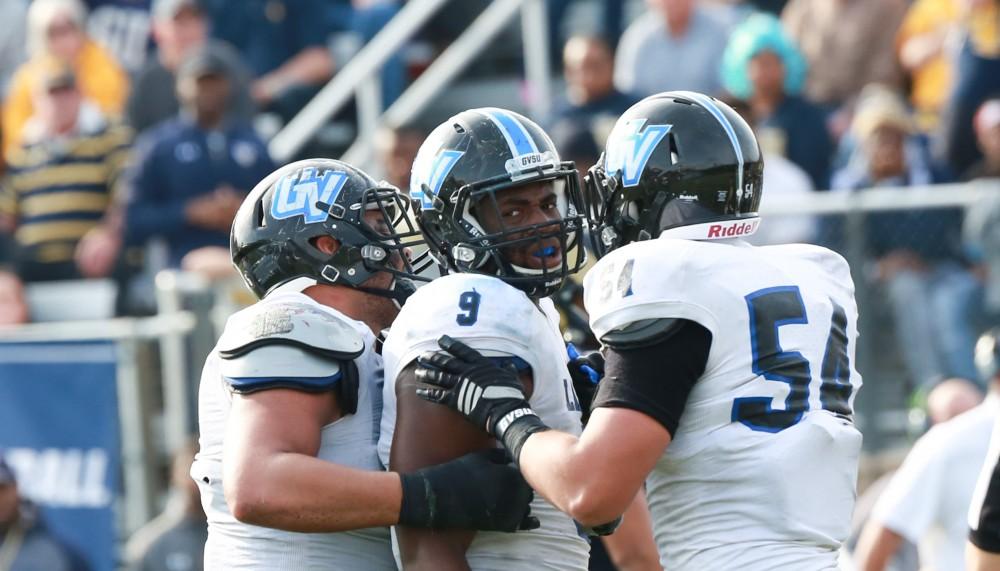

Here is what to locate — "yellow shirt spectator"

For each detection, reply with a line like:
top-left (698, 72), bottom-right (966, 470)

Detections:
top-left (896, 0), bottom-right (960, 129)
top-left (2, 40), bottom-right (129, 156)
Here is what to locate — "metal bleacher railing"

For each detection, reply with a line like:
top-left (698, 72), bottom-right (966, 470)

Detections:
top-left (268, 0), bottom-right (554, 171)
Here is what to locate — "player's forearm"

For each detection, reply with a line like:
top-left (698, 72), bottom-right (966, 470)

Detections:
top-left (601, 489), bottom-right (661, 571)
top-left (967, 542), bottom-right (1000, 571)
top-left (224, 451), bottom-right (402, 532)
top-left (518, 429), bottom-right (633, 527)
top-left (854, 523), bottom-right (903, 571)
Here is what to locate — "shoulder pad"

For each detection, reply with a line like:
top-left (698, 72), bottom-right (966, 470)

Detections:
top-left (601, 318), bottom-right (685, 349)
top-left (218, 299), bottom-right (364, 360)
top-left (220, 344), bottom-right (346, 394)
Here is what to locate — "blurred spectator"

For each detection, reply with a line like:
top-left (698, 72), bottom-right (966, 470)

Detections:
top-left (2, 0), bottom-right (129, 157)
top-left (204, 0), bottom-right (334, 121)
top-left (721, 12), bottom-right (832, 189)
top-left (374, 123), bottom-right (424, 191)
top-left (124, 441), bottom-right (205, 571)
top-left (964, 99), bottom-right (1000, 322)
top-left (832, 89), bottom-right (980, 389)
top-left (725, 96), bottom-right (819, 245)
top-left (854, 378), bottom-right (994, 571)
top-left (547, 0), bottom-right (624, 62)
top-left (0, 61), bottom-right (130, 283)
top-left (326, 0), bottom-right (404, 108)
top-left (548, 119), bottom-right (601, 178)
top-left (85, 0), bottom-right (153, 74)
top-left (0, 0), bottom-right (28, 96)
top-left (848, 379), bottom-right (982, 571)
top-left (0, 454), bottom-right (90, 571)
top-left (939, 0), bottom-right (1000, 175)
top-left (781, 0), bottom-right (907, 108)
top-left (615, 0), bottom-right (733, 97)
top-left (0, 270), bottom-right (29, 326)
top-left (553, 36), bottom-right (638, 144)
top-left (123, 47), bottom-right (275, 268)
top-left (895, 0), bottom-right (962, 133)
top-left (927, 377), bottom-right (985, 425)
top-left (750, 151), bottom-right (817, 245)
top-left (126, 0), bottom-right (252, 135)
top-left (966, 99), bottom-right (1000, 181)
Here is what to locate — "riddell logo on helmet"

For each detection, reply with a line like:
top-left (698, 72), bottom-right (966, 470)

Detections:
top-left (707, 220), bottom-right (759, 238)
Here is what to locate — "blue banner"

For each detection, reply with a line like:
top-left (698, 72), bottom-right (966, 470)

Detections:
top-left (0, 341), bottom-right (120, 571)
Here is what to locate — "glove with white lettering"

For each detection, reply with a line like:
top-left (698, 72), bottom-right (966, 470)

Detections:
top-left (398, 448), bottom-right (540, 532)
top-left (415, 335), bottom-right (551, 463)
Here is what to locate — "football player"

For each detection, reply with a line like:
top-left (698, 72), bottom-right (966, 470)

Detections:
top-left (415, 92), bottom-right (864, 570)
top-left (968, 330), bottom-right (1000, 571)
top-left (378, 108), bottom-right (659, 570)
top-left (192, 159), bottom-right (537, 570)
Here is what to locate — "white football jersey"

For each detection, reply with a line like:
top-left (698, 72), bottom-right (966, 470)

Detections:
top-left (192, 291), bottom-right (395, 570)
top-left (378, 273), bottom-right (590, 570)
top-left (584, 237), bottom-right (863, 571)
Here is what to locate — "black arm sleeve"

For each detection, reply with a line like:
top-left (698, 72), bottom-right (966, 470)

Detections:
top-left (591, 319), bottom-right (712, 437)
top-left (971, 454), bottom-right (1000, 553)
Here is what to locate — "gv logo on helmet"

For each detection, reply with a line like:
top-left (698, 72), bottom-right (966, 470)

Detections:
top-left (605, 119), bottom-right (672, 188)
top-left (271, 168), bottom-right (349, 224)
top-left (411, 150), bottom-right (465, 210)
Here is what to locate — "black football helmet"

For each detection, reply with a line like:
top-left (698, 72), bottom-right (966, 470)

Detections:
top-left (231, 159), bottom-right (431, 302)
top-left (586, 91), bottom-right (764, 257)
top-left (409, 107), bottom-right (587, 298)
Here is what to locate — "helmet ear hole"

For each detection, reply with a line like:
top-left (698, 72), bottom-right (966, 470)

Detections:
top-left (310, 235), bottom-right (340, 256)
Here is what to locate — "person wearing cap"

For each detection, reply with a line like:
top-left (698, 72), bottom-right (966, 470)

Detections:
top-left (121, 46), bottom-right (275, 269)
top-left (126, 0), bottom-right (253, 135)
top-left (0, 455), bottom-right (90, 571)
top-left (0, 57), bottom-right (131, 283)
top-left (2, 0), bottom-right (128, 157)
top-left (832, 86), bottom-right (981, 391)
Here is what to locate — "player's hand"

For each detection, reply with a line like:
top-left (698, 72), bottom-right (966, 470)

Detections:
top-left (398, 448), bottom-right (540, 532)
top-left (415, 335), bottom-right (533, 439)
top-left (416, 335), bottom-right (552, 462)
top-left (567, 343), bottom-right (604, 423)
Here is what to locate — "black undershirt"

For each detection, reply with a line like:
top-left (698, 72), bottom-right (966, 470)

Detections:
top-left (592, 319), bottom-right (712, 437)
top-left (971, 453), bottom-right (1000, 553)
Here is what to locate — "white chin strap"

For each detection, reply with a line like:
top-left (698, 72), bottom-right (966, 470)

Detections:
top-left (657, 218), bottom-right (761, 241)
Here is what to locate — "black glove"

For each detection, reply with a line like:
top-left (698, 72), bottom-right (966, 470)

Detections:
top-left (398, 448), bottom-right (540, 532)
top-left (415, 335), bottom-right (551, 462)
top-left (566, 343), bottom-right (604, 423)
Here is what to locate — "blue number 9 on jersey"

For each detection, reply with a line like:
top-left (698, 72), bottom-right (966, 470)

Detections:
top-left (456, 290), bottom-right (481, 326)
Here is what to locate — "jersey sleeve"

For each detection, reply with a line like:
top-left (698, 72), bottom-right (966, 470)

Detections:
top-left (870, 427), bottom-right (947, 543)
top-left (970, 414), bottom-right (1000, 552)
top-left (593, 319), bottom-right (712, 435)
top-left (383, 274), bottom-right (544, 383)
top-left (583, 239), bottom-right (720, 341)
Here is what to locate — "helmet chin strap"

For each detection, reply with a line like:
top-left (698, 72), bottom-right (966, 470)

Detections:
top-left (356, 277), bottom-right (417, 309)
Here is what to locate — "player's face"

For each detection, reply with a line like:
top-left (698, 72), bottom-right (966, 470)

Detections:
top-left (473, 181), bottom-right (564, 271)
top-left (358, 208), bottom-right (408, 325)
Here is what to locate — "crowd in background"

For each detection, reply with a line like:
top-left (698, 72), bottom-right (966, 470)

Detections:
top-left (0, 0), bottom-right (998, 568)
